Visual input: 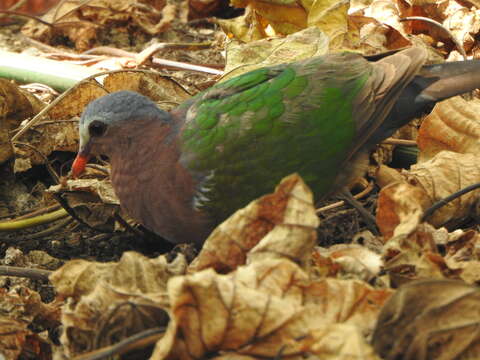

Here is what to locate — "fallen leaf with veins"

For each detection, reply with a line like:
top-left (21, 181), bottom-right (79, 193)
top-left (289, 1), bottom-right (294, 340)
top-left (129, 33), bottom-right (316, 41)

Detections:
top-left (152, 259), bottom-right (389, 360)
top-left (50, 251), bottom-right (187, 358)
top-left (373, 279), bottom-right (480, 360)
top-left (313, 244), bottom-right (383, 282)
top-left (382, 223), bottom-right (461, 285)
top-left (417, 96), bottom-right (480, 162)
top-left (188, 173), bottom-right (320, 274)
top-left (376, 151), bottom-right (480, 240)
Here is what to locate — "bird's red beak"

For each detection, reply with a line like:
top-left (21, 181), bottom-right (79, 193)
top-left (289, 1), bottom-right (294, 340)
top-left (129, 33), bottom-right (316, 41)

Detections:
top-left (71, 153), bottom-right (90, 178)
top-left (72, 140), bottom-right (93, 178)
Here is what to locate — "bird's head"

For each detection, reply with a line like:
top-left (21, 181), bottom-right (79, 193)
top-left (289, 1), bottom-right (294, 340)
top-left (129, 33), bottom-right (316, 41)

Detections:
top-left (72, 90), bottom-right (171, 177)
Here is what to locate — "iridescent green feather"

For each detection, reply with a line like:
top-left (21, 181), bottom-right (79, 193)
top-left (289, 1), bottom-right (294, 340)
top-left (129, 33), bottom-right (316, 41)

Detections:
top-left (179, 53), bottom-right (371, 223)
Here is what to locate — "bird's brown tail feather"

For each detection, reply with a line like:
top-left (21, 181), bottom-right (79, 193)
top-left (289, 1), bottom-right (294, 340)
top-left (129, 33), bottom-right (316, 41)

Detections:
top-left (418, 60), bottom-right (480, 101)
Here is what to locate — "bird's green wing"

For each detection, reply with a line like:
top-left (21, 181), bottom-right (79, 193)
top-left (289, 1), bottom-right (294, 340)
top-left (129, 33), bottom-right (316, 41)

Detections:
top-left (178, 49), bottom-right (424, 223)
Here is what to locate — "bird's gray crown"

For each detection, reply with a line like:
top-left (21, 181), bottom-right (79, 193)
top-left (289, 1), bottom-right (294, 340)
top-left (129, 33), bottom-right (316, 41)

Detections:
top-left (80, 90), bottom-right (170, 126)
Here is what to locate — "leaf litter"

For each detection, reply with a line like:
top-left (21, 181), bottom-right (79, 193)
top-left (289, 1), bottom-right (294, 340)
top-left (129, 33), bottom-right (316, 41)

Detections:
top-left (2, 0), bottom-right (480, 359)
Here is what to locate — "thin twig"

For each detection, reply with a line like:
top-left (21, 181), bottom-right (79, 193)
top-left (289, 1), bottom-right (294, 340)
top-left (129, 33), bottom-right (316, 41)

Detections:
top-left (23, 217), bottom-right (74, 240)
top-left (382, 138), bottom-right (417, 146)
top-left (52, 193), bottom-right (111, 234)
top-left (0, 10), bottom-right (54, 27)
top-left (422, 182), bottom-right (480, 222)
top-left (13, 142), bottom-right (60, 184)
top-left (135, 42), bottom-right (212, 65)
top-left (400, 16), bottom-right (467, 60)
top-left (114, 213), bottom-right (144, 237)
top-left (316, 181), bottom-right (375, 214)
top-left (12, 68), bottom-right (182, 142)
top-left (53, 0), bottom-right (95, 23)
top-left (83, 45), bottom-right (222, 75)
top-left (85, 163), bottom-right (110, 175)
top-left (71, 327), bottom-right (165, 360)
top-left (0, 265), bottom-right (52, 281)
top-left (30, 119), bottom-right (79, 127)
top-left (0, 0), bottom-right (28, 20)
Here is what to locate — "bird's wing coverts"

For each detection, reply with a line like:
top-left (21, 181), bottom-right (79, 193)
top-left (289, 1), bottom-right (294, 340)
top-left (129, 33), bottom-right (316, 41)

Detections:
top-left (178, 48), bottom-right (428, 222)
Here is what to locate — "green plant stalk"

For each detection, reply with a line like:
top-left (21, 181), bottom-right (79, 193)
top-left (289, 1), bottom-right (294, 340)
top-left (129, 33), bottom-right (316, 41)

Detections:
top-left (0, 50), bottom-right (99, 91)
top-left (0, 208), bottom-right (69, 231)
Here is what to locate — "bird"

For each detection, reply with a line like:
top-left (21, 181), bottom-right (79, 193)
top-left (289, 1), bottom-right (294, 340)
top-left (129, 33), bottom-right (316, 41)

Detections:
top-left (71, 47), bottom-right (480, 246)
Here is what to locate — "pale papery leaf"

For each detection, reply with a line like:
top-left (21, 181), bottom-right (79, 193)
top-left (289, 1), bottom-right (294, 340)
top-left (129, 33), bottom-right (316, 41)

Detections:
top-left (222, 27), bottom-right (329, 81)
top-left (442, 2), bottom-right (480, 52)
top-left (365, 0), bottom-right (407, 36)
top-left (376, 182), bottom-right (428, 241)
top-left (373, 279), bottom-right (480, 360)
top-left (382, 223), bottom-right (454, 285)
top-left (417, 96), bottom-right (480, 162)
top-left (377, 151), bottom-right (480, 239)
top-left (307, 0), bottom-right (350, 48)
top-left (22, 0), bottom-right (175, 50)
top-left (188, 173), bottom-right (320, 274)
top-left (443, 228), bottom-right (480, 283)
top-left (152, 259), bottom-right (390, 360)
top-left (50, 252), bottom-right (187, 357)
top-left (229, 0), bottom-right (307, 35)
top-left (313, 244), bottom-right (383, 282)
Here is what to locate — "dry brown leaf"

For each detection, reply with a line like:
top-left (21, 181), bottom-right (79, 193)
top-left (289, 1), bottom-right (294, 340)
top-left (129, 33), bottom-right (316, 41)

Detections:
top-left (152, 259), bottom-right (389, 359)
top-left (22, 0), bottom-right (176, 50)
top-left (381, 221), bottom-right (480, 285)
top-left (0, 286), bottom-right (58, 359)
top-left (442, 228), bottom-right (480, 283)
top-left (188, 173), bottom-right (319, 273)
top-left (365, 0), bottom-right (407, 37)
top-left (305, 0), bottom-right (349, 48)
top-left (373, 279), bottom-right (480, 360)
top-left (217, 7), bottom-right (269, 42)
top-left (376, 151), bottom-right (480, 239)
top-left (50, 251), bottom-right (187, 357)
top-left (375, 164), bottom-right (403, 189)
top-left (230, 0), bottom-right (308, 35)
top-left (48, 178), bottom-right (120, 231)
top-left (376, 181), bottom-right (429, 241)
top-left (417, 96), bottom-right (480, 162)
top-left (381, 223), bottom-right (458, 285)
top-left (222, 0), bottom-right (351, 49)
top-left (0, 79), bottom-right (45, 164)
top-left (313, 244), bottom-right (383, 282)
top-left (222, 27), bottom-right (329, 81)
top-left (103, 72), bottom-right (191, 110)
top-left (442, 2), bottom-right (480, 53)
top-left (0, 317), bottom-right (43, 360)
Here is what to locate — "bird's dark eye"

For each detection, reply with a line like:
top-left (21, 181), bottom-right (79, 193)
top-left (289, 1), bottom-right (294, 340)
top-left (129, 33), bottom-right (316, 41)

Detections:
top-left (88, 121), bottom-right (107, 137)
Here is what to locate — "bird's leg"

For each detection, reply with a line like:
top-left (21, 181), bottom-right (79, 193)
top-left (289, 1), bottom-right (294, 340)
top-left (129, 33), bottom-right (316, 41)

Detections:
top-left (338, 188), bottom-right (379, 235)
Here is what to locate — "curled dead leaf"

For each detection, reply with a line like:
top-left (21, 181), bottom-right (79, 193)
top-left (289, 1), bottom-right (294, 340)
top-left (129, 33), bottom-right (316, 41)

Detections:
top-left (22, 0), bottom-right (177, 50)
top-left (382, 223), bottom-right (459, 286)
top-left (306, 0), bottom-right (349, 48)
top-left (0, 79), bottom-right (45, 165)
top-left (313, 244), bottom-right (383, 282)
top-left (417, 96), bottom-right (480, 162)
top-left (48, 179), bottom-right (120, 232)
top-left (373, 279), bottom-right (480, 360)
top-left (153, 259), bottom-right (390, 359)
top-left (50, 251), bottom-right (187, 357)
top-left (188, 173), bottom-right (320, 273)
top-left (377, 151), bottom-right (480, 239)
top-left (223, 27), bottom-right (329, 81)
top-left (230, 0), bottom-right (308, 35)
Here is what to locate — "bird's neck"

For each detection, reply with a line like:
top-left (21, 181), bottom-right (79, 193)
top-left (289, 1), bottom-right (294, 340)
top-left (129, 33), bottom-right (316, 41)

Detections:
top-left (109, 119), bottom-right (212, 245)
